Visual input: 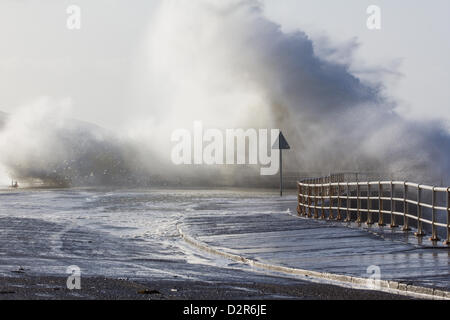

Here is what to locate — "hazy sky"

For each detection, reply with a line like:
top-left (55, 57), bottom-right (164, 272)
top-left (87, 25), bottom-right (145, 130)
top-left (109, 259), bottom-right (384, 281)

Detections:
top-left (0, 0), bottom-right (449, 129)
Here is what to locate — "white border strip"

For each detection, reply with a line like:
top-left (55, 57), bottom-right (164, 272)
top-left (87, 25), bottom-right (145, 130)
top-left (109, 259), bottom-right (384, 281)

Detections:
top-left (177, 225), bottom-right (450, 300)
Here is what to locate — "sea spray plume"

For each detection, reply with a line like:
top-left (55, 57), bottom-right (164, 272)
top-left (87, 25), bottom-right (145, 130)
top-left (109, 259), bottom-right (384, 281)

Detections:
top-left (0, 99), bottom-right (275, 187)
top-left (0, 111), bottom-right (7, 128)
top-left (0, 111), bottom-right (9, 186)
top-left (139, 0), bottom-right (450, 183)
top-left (140, 0), bottom-right (378, 151)
top-left (0, 98), bottom-right (140, 186)
top-left (0, 1), bottom-right (448, 186)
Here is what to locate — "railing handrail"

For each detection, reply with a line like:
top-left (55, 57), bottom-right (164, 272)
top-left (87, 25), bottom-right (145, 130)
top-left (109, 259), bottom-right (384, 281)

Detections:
top-left (299, 180), bottom-right (449, 192)
top-left (297, 173), bottom-right (450, 245)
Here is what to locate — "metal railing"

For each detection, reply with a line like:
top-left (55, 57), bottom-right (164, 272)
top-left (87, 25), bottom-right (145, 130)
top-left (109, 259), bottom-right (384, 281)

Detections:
top-left (297, 173), bottom-right (450, 245)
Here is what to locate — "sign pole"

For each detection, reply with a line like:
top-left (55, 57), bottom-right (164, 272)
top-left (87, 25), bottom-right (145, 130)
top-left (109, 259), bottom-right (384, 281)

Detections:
top-left (280, 149), bottom-right (283, 197)
top-left (272, 131), bottom-right (290, 198)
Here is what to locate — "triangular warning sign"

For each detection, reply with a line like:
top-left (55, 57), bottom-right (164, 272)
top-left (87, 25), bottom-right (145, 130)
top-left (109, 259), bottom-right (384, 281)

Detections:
top-left (272, 131), bottom-right (290, 150)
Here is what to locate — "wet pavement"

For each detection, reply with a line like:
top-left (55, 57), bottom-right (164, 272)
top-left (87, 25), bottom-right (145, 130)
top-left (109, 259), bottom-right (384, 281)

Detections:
top-left (179, 196), bottom-right (450, 291)
top-left (0, 188), bottom-right (448, 298)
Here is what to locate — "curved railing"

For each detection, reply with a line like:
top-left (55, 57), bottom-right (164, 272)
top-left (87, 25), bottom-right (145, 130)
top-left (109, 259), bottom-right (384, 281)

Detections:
top-left (297, 173), bottom-right (450, 245)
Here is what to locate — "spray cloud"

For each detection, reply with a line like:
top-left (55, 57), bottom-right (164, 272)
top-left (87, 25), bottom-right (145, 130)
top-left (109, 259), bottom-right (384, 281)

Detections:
top-left (0, 0), bottom-right (448, 186)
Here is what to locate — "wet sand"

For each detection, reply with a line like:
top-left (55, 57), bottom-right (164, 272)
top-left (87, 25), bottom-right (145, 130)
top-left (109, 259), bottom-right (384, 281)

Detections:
top-left (0, 274), bottom-right (413, 300)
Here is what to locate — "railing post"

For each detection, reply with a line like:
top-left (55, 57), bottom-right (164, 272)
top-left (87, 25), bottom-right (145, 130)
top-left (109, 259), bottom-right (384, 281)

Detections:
top-left (403, 183), bottom-right (411, 231)
top-left (317, 179), bottom-right (321, 218)
top-left (346, 182), bottom-right (351, 222)
top-left (445, 188), bottom-right (450, 245)
top-left (390, 182), bottom-right (397, 228)
top-left (367, 183), bottom-right (373, 225)
top-left (302, 184), bottom-right (306, 216)
top-left (415, 186), bottom-right (425, 237)
top-left (429, 187), bottom-right (440, 242)
top-left (306, 183), bottom-right (309, 217)
top-left (357, 183), bottom-right (361, 223)
top-left (307, 183), bottom-right (312, 218)
top-left (378, 182), bottom-right (384, 226)
top-left (299, 183), bottom-right (303, 214)
top-left (337, 183), bottom-right (342, 221)
top-left (330, 175), bottom-right (333, 197)
top-left (301, 184), bottom-right (306, 216)
top-left (321, 183), bottom-right (325, 220)
top-left (329, 180), bottom-right (334, 220)
top-left (313, 181), bottom-right (319, 219)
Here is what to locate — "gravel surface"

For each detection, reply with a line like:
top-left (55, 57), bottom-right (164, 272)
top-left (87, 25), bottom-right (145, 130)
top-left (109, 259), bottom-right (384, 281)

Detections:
top-left (0, 275), bottom-right (415, 300)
